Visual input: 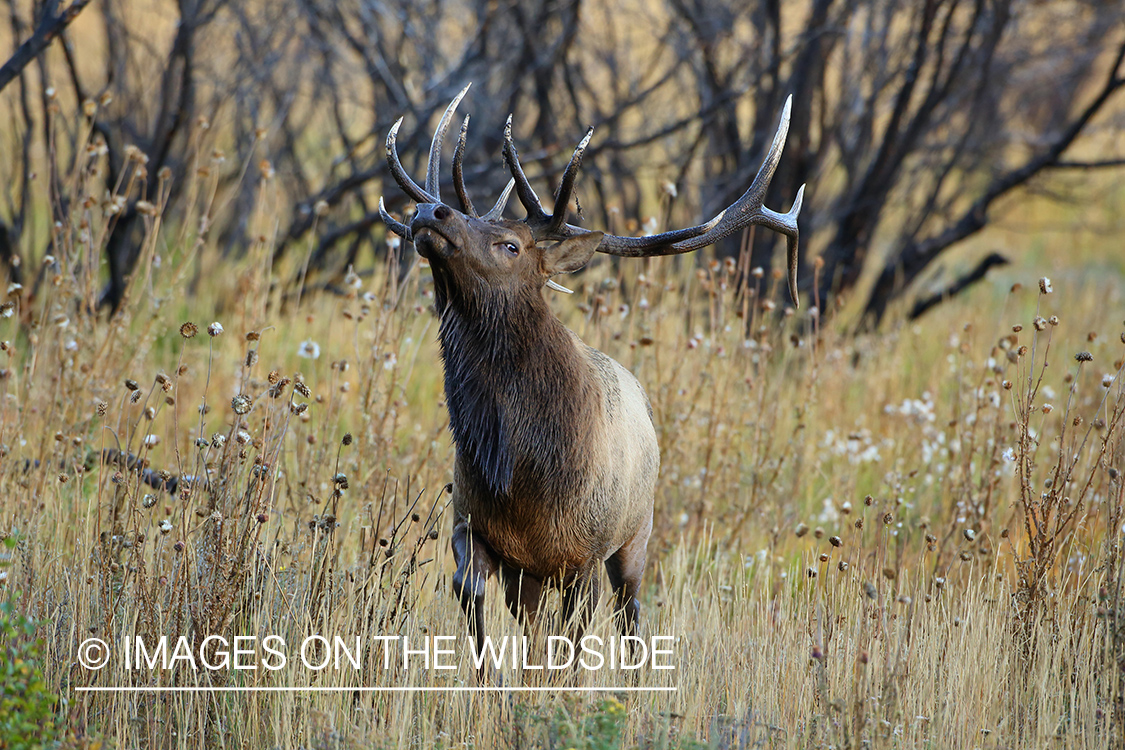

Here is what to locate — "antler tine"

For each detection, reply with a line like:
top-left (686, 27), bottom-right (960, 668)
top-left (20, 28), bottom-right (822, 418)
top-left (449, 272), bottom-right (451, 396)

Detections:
top-left (503, 115), bottom-right (550, 224)
top-left (742, 93), bottom-right (792, 209)
top-left (482, 178), bottom-right (516, 221)
top-left (452, 115), bottom-right (476, 216)
top-left (545, 126), bottom-right (594, 237)
top-left (584, 95), bottom-right (804, 307)
top-left (386, 118), bottom-right (439, 204)
top-left (784, 185), bottom-right (805, 306)
top-left (426, 84), bottom-right (471, 202)
top-left (378, 197), bottom-right (412, 241)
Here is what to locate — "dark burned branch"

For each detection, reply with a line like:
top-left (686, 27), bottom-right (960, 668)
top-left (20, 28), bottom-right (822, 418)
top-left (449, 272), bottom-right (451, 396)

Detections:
top-left (309, 209), bottom-right (385, 267)
top-left (1050, 158), bottom-right (1125, 170)
top-left (274, 163), bottom-right (384, 264)
top-left (0, 0), bottom-right (93, 94)
top-left (20, 448), bottom-right (187, 495)
top-left (908, 252), bottom-right (1009, 320)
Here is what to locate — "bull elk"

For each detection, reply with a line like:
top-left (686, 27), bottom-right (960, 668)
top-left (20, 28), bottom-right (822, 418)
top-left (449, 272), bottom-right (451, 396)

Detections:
top-left (378, 84), bottom-right (803, 654)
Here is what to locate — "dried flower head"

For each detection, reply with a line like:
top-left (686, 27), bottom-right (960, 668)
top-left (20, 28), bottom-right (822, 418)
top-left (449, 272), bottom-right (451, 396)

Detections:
top-left (231, 394), bottom-right (252, 415)
top-left (342, 433), bottom-right (353, 446)
top-left (268, 378), bottom-right (291, 398)
top-left (1039, 277), bottom-right (1052, 294)
top-left (207, 322), bottom-right (224, 337)
top-left (1075, 351), bottom-right (1093, 363)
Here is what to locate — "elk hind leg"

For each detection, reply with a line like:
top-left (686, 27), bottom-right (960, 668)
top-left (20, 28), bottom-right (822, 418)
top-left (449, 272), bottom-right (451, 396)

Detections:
top-left (604, 516), bottom-right (651, 637)
top-left (561, 566), bottom-right (601, 642)
top-left (500, 565), bottom-right (544, 629)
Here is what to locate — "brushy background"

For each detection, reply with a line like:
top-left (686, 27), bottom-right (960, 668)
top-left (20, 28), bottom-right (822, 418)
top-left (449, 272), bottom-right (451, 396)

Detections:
top-left (3, 1), bottom-right (1125, 749)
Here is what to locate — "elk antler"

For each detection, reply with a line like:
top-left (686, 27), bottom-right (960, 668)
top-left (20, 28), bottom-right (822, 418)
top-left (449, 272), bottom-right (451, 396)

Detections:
top-left (380, 87), bottom-right (805, 306)
top-left (505, 96), bottom-right (804, 307)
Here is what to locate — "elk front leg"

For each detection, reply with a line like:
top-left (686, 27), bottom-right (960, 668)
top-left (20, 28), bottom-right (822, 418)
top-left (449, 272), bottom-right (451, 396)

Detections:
top-left (451, 518), bottom-right (498, 657)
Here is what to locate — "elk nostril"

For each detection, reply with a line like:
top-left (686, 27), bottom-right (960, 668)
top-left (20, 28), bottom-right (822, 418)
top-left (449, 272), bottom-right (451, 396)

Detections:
top-left (433, 205), bottom-right (451, 221)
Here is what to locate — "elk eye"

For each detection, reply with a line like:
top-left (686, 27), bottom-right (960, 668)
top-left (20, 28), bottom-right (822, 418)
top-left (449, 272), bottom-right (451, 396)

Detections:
top-left (495, 241), bottom-right (519, 256)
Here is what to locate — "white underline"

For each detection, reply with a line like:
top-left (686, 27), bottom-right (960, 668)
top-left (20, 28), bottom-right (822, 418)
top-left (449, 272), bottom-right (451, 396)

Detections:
top-left (76, 686), bottom-right (676, 693)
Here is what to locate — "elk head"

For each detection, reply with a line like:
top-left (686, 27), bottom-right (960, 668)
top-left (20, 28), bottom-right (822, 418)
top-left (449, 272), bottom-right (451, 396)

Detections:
top-left (378, 84), bottom-right (805, 306)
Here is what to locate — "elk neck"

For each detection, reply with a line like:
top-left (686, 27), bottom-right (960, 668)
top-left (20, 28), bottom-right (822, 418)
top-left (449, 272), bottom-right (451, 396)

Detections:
top-left (433, 274), bottom-right (602, 503)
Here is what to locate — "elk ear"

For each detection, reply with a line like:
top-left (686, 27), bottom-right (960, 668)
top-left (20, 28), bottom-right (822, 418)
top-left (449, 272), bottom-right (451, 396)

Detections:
top-left (542, 232), bottom-right (603, 275)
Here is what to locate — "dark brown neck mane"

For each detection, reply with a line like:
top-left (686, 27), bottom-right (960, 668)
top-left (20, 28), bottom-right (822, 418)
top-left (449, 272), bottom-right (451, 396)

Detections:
top-left (433, 271), bottom-right (601, 501)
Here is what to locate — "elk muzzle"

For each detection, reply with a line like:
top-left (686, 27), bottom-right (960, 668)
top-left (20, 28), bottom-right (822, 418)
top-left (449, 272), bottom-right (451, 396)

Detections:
top-left (411, 203), bottom-right (464, 260)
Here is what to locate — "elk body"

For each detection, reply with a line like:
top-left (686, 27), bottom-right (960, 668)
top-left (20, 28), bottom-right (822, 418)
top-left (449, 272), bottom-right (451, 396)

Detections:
top-left (379, 85), bottom-right (803, 650)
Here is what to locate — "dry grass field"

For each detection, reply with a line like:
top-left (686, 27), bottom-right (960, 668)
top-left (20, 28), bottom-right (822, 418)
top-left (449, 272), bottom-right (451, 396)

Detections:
top-left (2, 104), bottom-right (1125, 750)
